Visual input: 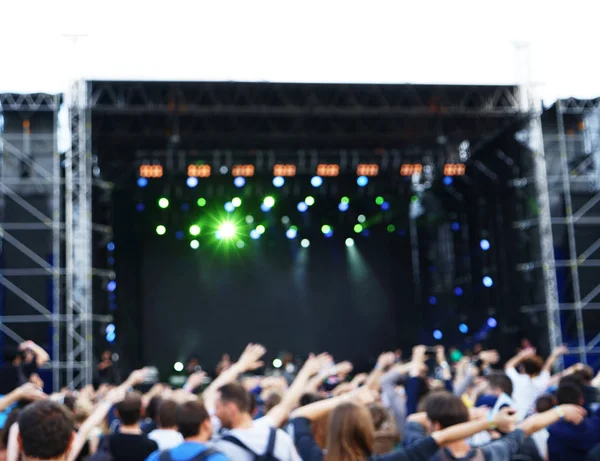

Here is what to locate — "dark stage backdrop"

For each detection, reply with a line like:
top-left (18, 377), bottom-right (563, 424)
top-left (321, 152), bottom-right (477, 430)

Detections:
top-left (116, 225), bottom-right (419, 375)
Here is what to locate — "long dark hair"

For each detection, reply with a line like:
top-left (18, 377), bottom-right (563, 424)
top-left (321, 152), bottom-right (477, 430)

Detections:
top-left (324, 402), bottom-right (374, 461)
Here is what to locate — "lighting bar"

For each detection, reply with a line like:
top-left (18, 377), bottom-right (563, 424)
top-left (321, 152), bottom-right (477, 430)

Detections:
top-left (316, 164), bottom-right (339, 177)
top-left (188, 164), bottom-right (211, 178)
top-left (273, 164), bottom-right (297, 177)
top-left (232, 164), bottom-right (255, 177)
top-left (139, 164), bottom-right (163, 178)
top-left (443, 163), bottom-right (466, 176)
top-left (356, 164), bottom-right (379, 177)
top-left (400, 164), bottom-right (423, 176)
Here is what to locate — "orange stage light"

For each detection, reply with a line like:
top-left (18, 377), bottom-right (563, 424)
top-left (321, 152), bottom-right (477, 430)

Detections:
top-left (187, 164), bottom-right (211, 178)
top-left (316, 164), bottom-right (340, 177)
top-left (139, 164), bottom-right (163, 178)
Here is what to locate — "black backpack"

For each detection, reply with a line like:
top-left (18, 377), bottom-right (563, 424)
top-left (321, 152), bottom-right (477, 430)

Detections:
top-left (159, 448), bottom-right (219, 461)
top-left (221, 427), bottom-right (278, 461)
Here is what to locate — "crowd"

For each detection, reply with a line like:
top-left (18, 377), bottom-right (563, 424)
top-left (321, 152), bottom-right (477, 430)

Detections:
top-left (1, 340), bottom-right (600, 461)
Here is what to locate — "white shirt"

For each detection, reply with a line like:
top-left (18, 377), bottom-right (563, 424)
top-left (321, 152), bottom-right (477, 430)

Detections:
top-left (148, 429), bottom-right (184, 450)
top-left (506, 367), bottom-right (550, 420)
top-left (532, 428), bottom-right (549, 460)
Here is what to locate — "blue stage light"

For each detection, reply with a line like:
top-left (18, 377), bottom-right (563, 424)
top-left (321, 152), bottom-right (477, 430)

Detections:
top-left (224, 202), bottom-right (235, 213)
top-left (261, 203), bottom-right (271, 212)
top-left (250, 229), bottom-right (260, 240)
top-left (234, 177), bottom-right (246, 188)
top-left (433, 330), bottom-right (443, 340)
top-left (487, 317), bottom-right (497, 328)
top-left (429, 296), bottom-right (437, 305)
top-left (357, 176), bottom-right (369, 187)
top-left (137, 177), bottom-right (148, 188)
top-left (107, 281), bottom-right (116, 292)
top-left (338, 202), bottom-right (349, 212)
top-left (297, 202), bottom-right (308, 212)
top-left (186, 177), bottom-right (199, 188)
top-left (107, 242), bottom-right (115, 252)
top-left (482, 276), bottom-right (493, 287)
top-left (459, 323), bottom-right (468, 334)
top-left (273, 176), bottom-right (285, 188)
top-left (324, 230), bottom-right (334, 238)
top-left (175, 231), bottom-right (184, 240)
top-left (311, 176), bottom-right (323, 187)
top-left (136, 203), bottom-right (145, 212)
top-left (454, 287), bottom-right (463, 296)
top-left (443, 176), bottom-right (453, 186)
top-left (286, 228), bottom-right (297, 239)
top-left (106, 331), bottom-right (116, 343)
top-left (451, 222), bottom-right (460, 231)
top-left (381, 201), bottom-right (390, 211)
top-left (480, 239), bottom-right (490, 251)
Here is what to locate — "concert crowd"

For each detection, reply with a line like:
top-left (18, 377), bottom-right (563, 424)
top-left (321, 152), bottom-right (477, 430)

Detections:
top-left (1, 339), bottom-right (600, 461)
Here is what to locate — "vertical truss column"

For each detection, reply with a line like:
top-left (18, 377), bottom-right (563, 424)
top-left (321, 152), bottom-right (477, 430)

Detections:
top-left (52, 101), bottom-right (61, 391)
top-left (65, 80), bottom-right (93, 389)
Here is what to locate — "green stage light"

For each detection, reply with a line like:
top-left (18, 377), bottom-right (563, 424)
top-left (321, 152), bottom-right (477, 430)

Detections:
top-left (245, 215), bottom-right (254, 224)
top-left (236, 241), bottom-right (245, 249)
top-left (345, 238), bottom-right (355, 247)
top-left (305, 196), bottom-right (315, 206)
top-left (387, 224), bottom-right (396, 233)
top-left (218, 221), bottom-right (237, 239)
top-left (375, 196), bottom-right (384, 205)
top-left (256, 225), bottom-right (266, 235)
top-left (341, 196), bottom-right (350, 204)
top-left (263, 196), bottom-right (275, 208)
top-left (189, 225), bottom-right (201, 236)
top-left (197, 198), bottom-right (207, 207)
top-left (321, 225), bottom-right (331, 234)
top-left (232, 197), bottom-right (242, 207)
top-left (301, 239), bottom-right (310, 248)
top-left (354, 224), bottom-right (363, 233)
top-left (357, 214), bottom-right (366, 223)
top-left (290, 225), bottom-right (298, 231)
top-left (190, 239), bottom-right (199, 249)
top-left (156, 225), bottom-right (166, 235)
top-left (158, 197), bottom-right (170, 209)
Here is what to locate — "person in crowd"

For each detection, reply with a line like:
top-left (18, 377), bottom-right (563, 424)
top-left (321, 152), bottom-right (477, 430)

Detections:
top-left (0, 341), bottom-right (49, 395)
top-left (216, 354), bottom-right (232, 376)
top-left (146, 400), bottom-right (227, 461)
top-left (504, 346), bottom-right (566, 419)
top-left (148, 399), bottom-right (184, 450)
top-left (141, 396), bottom-right (162, 435)
top-left (97, 350), bottom-right (120, 386)
top-left (547, 380), bottom-right (600, 460)
top-left (17, 400), bottom-right (75, 461)
top-left (531, 394), bottom-right (557, 461)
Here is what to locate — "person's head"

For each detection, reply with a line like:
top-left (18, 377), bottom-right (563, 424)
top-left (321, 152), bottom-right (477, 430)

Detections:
top-left (487, 371), bottom-right (514, 397)
top-left (557, 381), bottom-right (584, 406)
top-left (423, 391), bottom-right (469, 431)
top-left (157, 399), bottom-right (178, 429)
top-left (146, 396), bottom-right (162, 423)
top-left (215, 382), bottom-right (251, 429)
top-left (115, 392), bottom-right (143, 426)
top-left (536, 394), bottom-right (557, 413)
top-left (18, 400), bottom-right (75, 460)
top-left (101, 350), bottom-right (111, 362)
top-left (519, 356), bottom-right (544, 377)
top-left (63, 395), bottom-right (77, 413)
top-left (176, 400), bottom-right (212, 441)
top-left (368, 403), bottom-right (389, 431)
top-left (324, 402), bottom-right (374, 461)
top-left (263, 392), bottom-right (282, 414)
top-left (573, 366), bottom-right (594, 384)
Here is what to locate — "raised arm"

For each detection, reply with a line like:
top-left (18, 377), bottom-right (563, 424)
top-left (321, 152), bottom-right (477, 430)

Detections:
top-left (366, 351), bottom-right (396, 390)
top-left (542, 345), bottom-right (568, 374)
top-left (0, 383), bottom-right (46, 413)
top-left (505, 348), bottom-right (535, 372)
top-left (430, 407), bottom-right (517, 445)
top-left (20, 340), bottom-right (50, 367)
top-left (291, 386), bottom-right (377, 421)
top-left (517, 404), bottom-right (586, 436)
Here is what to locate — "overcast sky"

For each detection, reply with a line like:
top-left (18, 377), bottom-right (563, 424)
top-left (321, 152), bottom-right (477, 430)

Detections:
top-left (2, 0), bottom-right (599, 103)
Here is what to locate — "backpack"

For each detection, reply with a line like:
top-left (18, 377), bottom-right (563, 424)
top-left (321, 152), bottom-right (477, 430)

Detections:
top-left (438, 447), bottom-right (484, 461)
top-left (86, 435), bottom-right (114, 461)
top-left (159, 448), bottom-right (219, 461)
top-left (221, 427), bottom-right (279, 461)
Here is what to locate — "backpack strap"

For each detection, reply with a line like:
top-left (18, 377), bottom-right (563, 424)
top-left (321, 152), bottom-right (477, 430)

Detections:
top-left (159, 450), bottom-right (173, 461)
top-left (221, 434), bottom-right (258, 456)
top-left (189, 448), bottom-right (219, 461)
top-left (264, 428), bottom-right (277, 457)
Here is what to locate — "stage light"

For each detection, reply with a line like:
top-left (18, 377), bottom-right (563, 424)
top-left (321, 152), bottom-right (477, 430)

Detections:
top-left (273, 176), bottom-right (285, 188)
top-left (256, 225), bottom-right (266, 235)
top-left (219, 166), bottom-right (228, 175)
top-left (341, 197), bottom-right (350, 204)
top-left (410, 195), bottom-right (419, 204)
top-left (345, 238), bottom-right (354, 247)
top-left (236, 241), bottom-right (245, 249)
top-left (381, 201), bottom-right (390, 211)
top-left (281, 216), bottom-right (290, 225)
top-left (459, 323), bottom-right (468, 334)
top-left (107, 242), bottom-right (115, 252)
top-left (286, 229), bottom-right (297, 239)
top-left (246, 215), bottom-right (254, 224)
top-left (139, 164), bottom-right (163, 178)
top-left (197, 198), bottom-right (207, 207)
top-left (444, 163), bottom-right (466, 176)
top-left (311, 176), bottom-right (323, 187)
top-left (361, 229), bottom-right (370, 237)
top-left (181, 203), bottom-right (190, 212)
top-left (250, 230), bottom-right (260, 240)
top-left (108, 256), bottom-right (115, 265)
top-left (137, 177), bottom-right (148, 188)
top-left (487, 317), bottom-right (497, 328)
top-left (260, 203), bottom-right (270, 212)
top-left (429, 296), bottom-right (437, 305)
top-left (480, 239), bottom-right (490, 251)
top-left (451, 222), bottom-right (460, 231)
top-left (156, 225), bottom-right (166, 235)
top-left (105, 324), bottom-right (115, 334)
top-left (325, 230), bottom-right (334, 238)
top-left (443, 176), bottom-right (453, 186)
top-left (338, 202), bottom-right (349, 212)
top-left (218, 222), bottom-right (237, 239)
top-left (433, 330), bottom-right (443, 340)
top-left (375, 196), bottom-right (384, 205)
top-left (386, 225), bottom-right (395, 233)
top-left (321, 225), bottom-right (331, 234)
top-left (158, 197), bottom-right (169, 209)
top-left (273, 358), bottom-right (283, 369)
top-left (482, 276), bottom-right (493, 287)
top-left (305, 196), bottom-right (315, 206)
top-left (301, 239), bottom-right (310, 248)
top-left (106, 331), bottom-right (116, 343)
top-left (317, 164), bottom-right (339, 177)
top-left (232, 164), bottom-right (255, 177)
top-left (357, 215), bottom-right (366, 223)
top-left (454, 287), bottom-right (463, 296)
top-left (224, 202), bottom-right (235, 212)
top-left (136, 203), bottom-right (145, 212)
top-left (400, 164), bottom-right (423, 176)
top-left (107, 281), bottom-right (116, 292)
top-left (354, 224), bottom-right (363, 233)
top-left (175, 231), bottom-right (184, 240)
top-left (356, 164), bottom-right (379, 177)
top-left (234, 177), bottom-right (246, 188)
top-left (297, 202), bottom-right (308, 212)
top-left (186, 177), bottom-right (199, 188)
top-left (188, 164), bottom-right (211, 178)
top-left (174, 362), bottom-right (184, 372)
top-left (232, 197), bottom-right (242, 207)
top-left (189, 225), bottom-right (201, 236)
top-left (273, 164), bottom-right (296, 177)
top-left (357, 176), bottom-right (369, 187)
top-left (263, 196), bottom-right (276, 208)
top-left (190, 239), bottom-right (199, 249)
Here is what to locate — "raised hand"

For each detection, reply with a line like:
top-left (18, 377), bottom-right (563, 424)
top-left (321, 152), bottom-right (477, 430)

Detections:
top-left (412, 345), bottom-right (427, 363)
top-left (238, 343), bottom-right (266, 371)
top-left (377, 352), bottom-right (396, 369)
top-left (185, 371), bottom-right (207, 391)
top-left (15, 383), bottom-right (47, 401)
top-left (493, 407), bottom-right (517, 433)
top-left (435, 346), bottom-right (446, 364)
top-left (350, 373), bottom-right (369, 387)
top-left (335, 361), bottom-right (354, 376)
top-left (560, 404), bottom-right (587, 425)
top-left (553, 345), bottom-right (569, 356)
top-left (300, 353), bottom-right (332, 377)
top-left (353, 386), bottom-right (379, 405)
top-left (105, 386), bottom-right (127, 405)
top-left (479, 350), bottom-right (500, 365)
top-left (127, 368), bottom-right (149, 386)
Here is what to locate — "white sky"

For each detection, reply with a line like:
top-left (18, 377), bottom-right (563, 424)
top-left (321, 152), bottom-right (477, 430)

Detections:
top-left (1, 0), bottom-right (599, 103)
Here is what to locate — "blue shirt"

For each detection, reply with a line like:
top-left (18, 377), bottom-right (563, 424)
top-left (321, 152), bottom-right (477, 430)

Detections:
top-left (548, 415), bottom-right (600, 461)
top-left (145, 442), bottom-right (229, 461)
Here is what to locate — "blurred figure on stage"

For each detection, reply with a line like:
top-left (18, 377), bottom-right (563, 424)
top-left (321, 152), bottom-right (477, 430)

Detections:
top-left (0, 341), bottom-right (49, 394)
top-left (215, 353), bottom-right (231, 376)
top-left (97, 350), bottom-right (120, 385)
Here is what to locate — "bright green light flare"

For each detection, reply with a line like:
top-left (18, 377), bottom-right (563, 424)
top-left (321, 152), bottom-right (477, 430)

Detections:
top-left (232, 197), bottom-right (242, 207)
top-left (354, 224), bottom-right (363, 233)
top-left (305, 196), bottom-right (315, 206)
top-left (197, 198), bottom-right (207, 207)
top-left (263, 196), bottom-right (276, 207)
top-left (341, 196), bottom-right (350, 204)
top-left (189, 224), bottom-right (201, 236)
top-left (256, 225), bottom-right (266, 235)
top-left (321, 225), bottom-right (331, 234)
top-left (218, 221), bottom-right (237, 239)
top-left (158, 197), bottom-right (170, 209)
top-left (375, 196), bottom-right (384, 205)
top-left (156, 225), bottom-right (166, 235)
